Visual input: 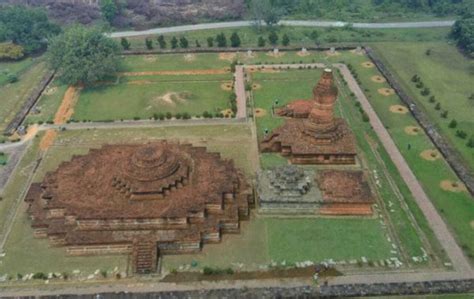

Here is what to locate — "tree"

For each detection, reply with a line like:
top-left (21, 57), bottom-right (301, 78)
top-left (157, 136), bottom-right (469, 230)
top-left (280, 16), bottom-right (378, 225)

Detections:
top-left (230, 32), bottom-right (241, 48)
top-left (282, 34), bottom-right (290, 46)
top-left (120, 37), bottom-right (130, 50)
top-left (206, 37), bottom-right (214, 47)
top-left (0, 42), bottom-right (24, 60)
top-left (0, 5), bottom-right (60, 53)
top-left (171, 36), bottom-right (178, 49)
top-left (195, 40), bottom-right (201, 48)
top-left (157, 35), bottom-right (166, 49)
top-left (451, 14), bottom-right (474, 57)
top-left (268, 31), bottom-right (279, 45)
top-left (47, 25), bottom-right (119, 86)
top-left (257, 36), bottom-right (266, 47)
top-left (216, 33), bottom-right (227, 47)
top-left (448, 119), bottom-right (458, 128)
top-left (145, 38), bottom-right (153, 50)
top-left (467, 135), bottom-right (474, 148)
top-left (99, 0), bottom-right (118, 23)
top-left (249, 0), bottom-right (282, 27)
top-left (179, 37), bottom-right (189, 48)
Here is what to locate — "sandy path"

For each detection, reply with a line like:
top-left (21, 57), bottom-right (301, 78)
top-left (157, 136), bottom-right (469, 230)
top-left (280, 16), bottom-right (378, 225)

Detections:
top-left (119, 69), bottom-right (228, 76)
top-left (54, 86), bottom-right (80, 125)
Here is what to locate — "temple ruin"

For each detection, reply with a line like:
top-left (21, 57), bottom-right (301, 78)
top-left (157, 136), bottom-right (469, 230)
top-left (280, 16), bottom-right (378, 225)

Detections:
top-left (25, 142), bottom-right (253, 274)
top-left (261, 69), bottom-right (357, 164)
top-left (258, 166), bottom-right (374, 215)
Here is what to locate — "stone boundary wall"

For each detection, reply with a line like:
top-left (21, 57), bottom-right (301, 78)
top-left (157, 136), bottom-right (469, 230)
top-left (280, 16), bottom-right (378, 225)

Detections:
top-left (7, 279), bottom-right (474, 298)
top-left (364, 47), bottom-right (474, 196)
top-left (4, 71), bottom-right (55, 136)
top-left (122, 44), bottom-right (359, 56)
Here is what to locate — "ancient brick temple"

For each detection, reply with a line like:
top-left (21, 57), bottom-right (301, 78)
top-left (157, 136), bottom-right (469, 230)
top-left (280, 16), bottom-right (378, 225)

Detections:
top-left (261, 69), bottom-right (357, 164)
top-left (25, 142), bottom-right (253, 274)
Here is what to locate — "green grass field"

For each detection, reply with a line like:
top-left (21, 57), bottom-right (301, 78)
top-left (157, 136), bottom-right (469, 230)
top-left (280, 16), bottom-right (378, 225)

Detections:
top-left (339, 52), bottom-right (474, 262)
top-left (0, 57), bottom-right (37, 87)
top-left (0, 61), bottom-right (48, 131)
top-left (73, 73), bottom-right (233, 121)
top-left (372, 42), bottom-right (474, 174)
top-left (25, 80), bottom-right (68, 125)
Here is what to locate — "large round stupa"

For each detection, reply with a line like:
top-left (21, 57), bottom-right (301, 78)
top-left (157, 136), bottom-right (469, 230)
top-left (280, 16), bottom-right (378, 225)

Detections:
top-left (25, 141), bottom-right (252, 273)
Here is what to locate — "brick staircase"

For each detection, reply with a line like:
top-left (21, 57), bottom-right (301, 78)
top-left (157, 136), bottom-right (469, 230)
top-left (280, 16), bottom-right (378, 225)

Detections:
top-left (133, 240), bottom-right (158, 274)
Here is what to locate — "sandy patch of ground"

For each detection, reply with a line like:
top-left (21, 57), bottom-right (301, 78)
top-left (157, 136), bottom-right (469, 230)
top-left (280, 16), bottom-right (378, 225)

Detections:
top-left (43, 86), bottom-right (58, 96)
top-left (440, 180), bottom-right (468, 193)
top-left (266, 51), bottom-right (286, 58)
top-left (152, 92), bottom-right (191, 107)
top-left (221, 81), bottom-right (233, 91)
top-left (420, 149), bottom-right (441, 161)
top-left (22, 124), bottom-right (38, 141)
top-left (40, 129), bottom-right (57, 151)
top-left (144, 55), bottom-right (157, 62)
top-left (389, 105), bottom-right (408, 114)
top-left (119, 69), bottom-right (228, 76)
top-left (361, 61), bottom-right (375, 68)
top-left (220, 109), bottom-right (234, 118)
top-left (378, 88), bottom-right (395, 96)
top-left (297, 51), bottom-right (311, 57)
top-left (219, 52), bottom-right (236, 61)
top-left (404, 126), bottom-right (421, 136)
top-left (54, 86), bottom-right (80, 125)
top-left (350, 49), bottom-right (365, 55)
top-left (127, 80), bottom-right (154, 85)
top-left (371, 75), bottom-right (386, 83)
top-left (252, 83), bottom-right (262, 90)
top-left (184, 54), bottom-right (196, 62)
top-left (254, 108), bottom-right (267, 117)
top-left (325, 50), bottom-right (340, 56)
top-left (470, 220), bottom-right (474, 229)
top-left (261, 68), bottom-right (281, 73)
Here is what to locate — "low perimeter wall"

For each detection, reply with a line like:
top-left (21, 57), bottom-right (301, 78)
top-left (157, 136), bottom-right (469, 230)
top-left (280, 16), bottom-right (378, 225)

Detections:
top-left (7, 279), bottom-right (474, 298)
top-left (365, 47), bottom-right (474, 196)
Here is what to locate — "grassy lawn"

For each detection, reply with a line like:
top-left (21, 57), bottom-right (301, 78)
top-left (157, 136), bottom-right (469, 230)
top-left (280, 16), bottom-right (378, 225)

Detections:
top-left (0, 61), bottom-right (48, 131)
top-left (25, 80), bottom-right (68, 125)
top-left (340, 51), bottom-right (474, 262)
top-left (163, 216), bottom-right (392, 271)
top-left (0, 57), bottom-right (37, 87)
top-left (372, 42), bottom-right (474, 174)
top-left (0, 152), bottom-right (7, 166)
top-left (123, 27), bottom-right (450, 51)
top-left (73, 74), bottom-right (233, 121)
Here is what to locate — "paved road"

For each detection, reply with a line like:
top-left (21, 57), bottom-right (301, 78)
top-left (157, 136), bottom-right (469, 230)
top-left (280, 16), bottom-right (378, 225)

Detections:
top-left (110, 20), bottom-right (455, 38)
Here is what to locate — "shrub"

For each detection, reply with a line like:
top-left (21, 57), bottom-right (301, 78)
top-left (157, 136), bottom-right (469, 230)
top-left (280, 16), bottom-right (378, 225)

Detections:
top-left (215, 33), bottom-right (227, 47)
top-left (362, 112), bottom-right (370, 122)
top-left (258, 36), bottom-right (266, 47)
top-left (0, 42), bottom-right (24, 60)
top-left (133, 116), bottom-right (140, 120)
top-left (415, 81), bottom-right (424, 89)
top-left (175, 113), bottom-right (182, 119)
top-left (411, 74), bottom-right (420, 82)
top-left (434, 102), bottom-right (441, 110)
top-left (448, 119), bottom-right (458, 128)
top-left (145, 38), bottom-right (153, 50)
top-left (101, 270), bottom-right (107, 278)
top-left (202, 111), bottom-right (212, 118)
top-left (120, 38), bottom-right (130, 50)
top-left (268, 31), bottom-right (278, 45)
top-left (467, 135), bottom-right (474, 148)
top-left (429, 95), bottom-right (436, 103)
top-left (421, 87), bottom-right (430, 96)
top-left (440, 110), bottom-right (448, 118)
top-left (182, 112), bottom-right (191, 119)
top-left (6, 73), bottom-right (18, 83)
top-left (195, 40), bottom-right (201, 48)
top-left (456, 130), bottom-right (467, 139)
top-left (179, 37), bottom-right (189, 48)
top-left (206, 37), bottom-right (214, 47)
top-left (282, 34), bottom-right (290, 46)
top-left (230, 32), bottom-right (241, 47)
top-left (32, 272), bottom-right (47, 280)
top-left (157, 35), bottom-right (166, 49)
top-left (171, 37), bottom-right (178, 49)
top-left (166, 112), bottom-right (172, 119)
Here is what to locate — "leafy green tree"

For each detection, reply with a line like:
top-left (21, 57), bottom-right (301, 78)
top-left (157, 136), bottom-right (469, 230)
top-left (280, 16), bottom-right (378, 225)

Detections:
top-left (145, 38), bottom-right (153, 50)
top-left (195, 40), bottom-right (201, 48)
top-left (282, 34), bottom-right (290, 46)
top-left (268, 31), bottom-right (279, 45)
top-left (448, 119), bottom-right (458, 128)
top-left (451, 14), bottom-right (474, 57)
top-left (47, 25), bottom-right (119, 86)
top-left (257, 36), bottom-right (266, 47)
top-left (250, 0), bottom-right (282, 27)
top-left (179, 37), bottom-right (189, 48)
top-left (171, 36), bottom-right (178, 49)
top-left (100, 0), bottom-right (118, 23)
top-left (0, 5), bottom-right (60, 53)
top-left (0, 42), bottom-right (24, 60)
top-left (120, 37), bottom-right (130, 50)
top-left (206, 37), bottom-right (214, 47)
top-left (216, 33), bottom-right (227, 47)
top-left (230, 32), bottom-right (241, 47)
top-left (157, 35), bottom-right (166, 49)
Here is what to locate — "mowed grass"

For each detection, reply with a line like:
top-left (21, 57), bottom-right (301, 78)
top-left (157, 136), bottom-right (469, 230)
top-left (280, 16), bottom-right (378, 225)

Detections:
top-left (340, 52), bottom-right (474, 261)
top-left (0, 124), bottom-right (257, 276)
top-left (25, 80), bottom-right (68, 124)
top-left (0, 61), bottom-right (48, 131)
top-left (0, 57), bottom-right (37, 86)
top-left (372, 42), bottom-right (474, 174)
top-left (73, 74), bottom-right (233, 121)
top-left (163, 216), bottom-right (391, 270)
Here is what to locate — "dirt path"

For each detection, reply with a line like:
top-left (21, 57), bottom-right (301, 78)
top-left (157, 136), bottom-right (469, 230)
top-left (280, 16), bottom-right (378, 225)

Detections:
top-left (119, 69), bottom-right (228, 76)
top-left (234, 66), bottom-right (247, 119)
top-left (54, 86), bottom-right (79, 125)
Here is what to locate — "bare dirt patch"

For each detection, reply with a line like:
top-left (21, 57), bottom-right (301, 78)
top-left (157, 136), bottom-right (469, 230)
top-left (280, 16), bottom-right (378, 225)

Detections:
top-left (220, 81), bottom-right (233, 91)
top-left (420, 149), bottom-right (441, 161)
top-left (470, 220), bottom-right (474, 229)
top-left (44, 86), bottom-right (58, 96)
top-left (254, 108), bottom-right (267, 117)
top-left (220, 109), bottom-right (234, 118)
top-left (361, 61), bottom-right (375, 68)
top-left (325, 50), bottom-right (340, 56)
top-left (378, 88), bottom-right (396, 97)
top-left (440, 180), bottom-right (468, 193)
top-left (350, 49), bottom-right (365, 55)
top-left (404, 126), bottom-right (421, 136)
top-left (40, 129), bottom-right (57, 151)
top-left (23, 124), bottom-right (38, 141)
top-left (389, 105), bottom-right (408, 114)
top-left (54, 86), bottom-right (80, 125)
top-left (184, 54), bottom-right (196, 62)
top-left (219, 52), bottom-right (236, 61)
top-left (127, 80), bottom-right (154, 85)
top-left (297, 51), bottom-right (311, 57)
top-left (152, 92), bottom-right (192, 107)
top-left (252, 83), bottom-right (262, 90)
top-left (266, 51), bottom-right (286, 58)
top-left (371, 75), bottom-right (386, 83)
top-left (119, 69), bottom-right (228, 76)
top-left (144, 55), bottom-right (157, 62)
